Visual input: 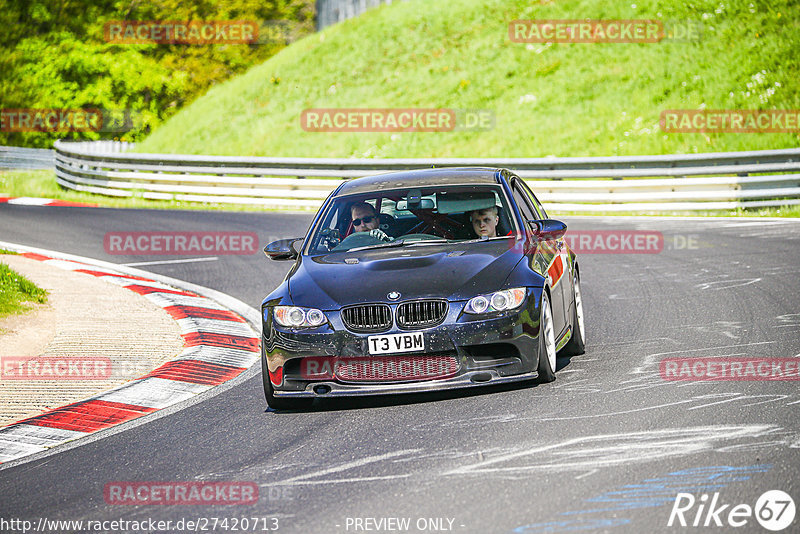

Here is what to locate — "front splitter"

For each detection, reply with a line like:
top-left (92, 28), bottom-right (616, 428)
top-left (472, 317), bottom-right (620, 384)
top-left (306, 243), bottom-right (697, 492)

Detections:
top-left (273, 370), bottom-right (539, 397)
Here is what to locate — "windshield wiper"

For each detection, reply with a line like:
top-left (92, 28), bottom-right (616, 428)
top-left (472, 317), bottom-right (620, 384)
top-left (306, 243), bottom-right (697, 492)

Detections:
top-left (346, 239), bottom-right (406, 252)
top-left (345, 237), bottom-right (460, 252)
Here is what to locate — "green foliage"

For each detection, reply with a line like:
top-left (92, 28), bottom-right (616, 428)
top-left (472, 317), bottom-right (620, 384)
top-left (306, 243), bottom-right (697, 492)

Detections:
top-left (0, 0), bottom-right (314, 148)
top-left (139, 0), bottom-right (800, 157)
top-left (0, 262), bottom-right (48, 318)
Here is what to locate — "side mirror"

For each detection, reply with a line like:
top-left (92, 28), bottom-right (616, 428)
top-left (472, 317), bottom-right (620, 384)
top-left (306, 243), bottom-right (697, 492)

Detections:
top-left (264, 238), bottom-right (302, 261)
top-left (528, 219), bottom-right (567, 241)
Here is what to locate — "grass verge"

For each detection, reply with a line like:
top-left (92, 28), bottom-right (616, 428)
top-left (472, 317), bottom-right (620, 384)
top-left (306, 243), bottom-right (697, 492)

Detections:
top-left (550, 204), bottom-right (800, 218)
top-left (0, 169), bottom-right (290, 212)
top-left (0, 260), bottom-right (49, 319)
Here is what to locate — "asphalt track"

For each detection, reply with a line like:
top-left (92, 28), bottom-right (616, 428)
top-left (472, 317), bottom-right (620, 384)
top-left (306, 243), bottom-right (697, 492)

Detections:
top-left (1, 204), bottom-right (799, 534)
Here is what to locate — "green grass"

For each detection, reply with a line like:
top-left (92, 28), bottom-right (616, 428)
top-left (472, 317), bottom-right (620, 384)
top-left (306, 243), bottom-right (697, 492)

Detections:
top-left (1, 170), bottom-right (91, 202)
top-left (0, 170), bottom-right (295, 212)
top-left (136, 0), bottom-right (800, 158)
top-left (550, 204), bottom-right (800, 218)
top-left (0, 261), bottom-right (48, 319)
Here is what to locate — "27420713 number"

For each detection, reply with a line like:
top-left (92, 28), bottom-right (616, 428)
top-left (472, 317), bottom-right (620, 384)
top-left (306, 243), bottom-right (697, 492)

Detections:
top-left (195, 517), bottom-right (280, 531)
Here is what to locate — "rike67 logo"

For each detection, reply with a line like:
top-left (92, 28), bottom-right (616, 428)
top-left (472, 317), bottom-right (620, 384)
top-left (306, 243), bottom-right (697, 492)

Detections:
top-left (668, 490), bottom-right (795, 531)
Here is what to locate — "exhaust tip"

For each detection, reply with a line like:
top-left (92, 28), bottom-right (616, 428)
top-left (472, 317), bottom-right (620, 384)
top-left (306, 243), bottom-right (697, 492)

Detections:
top-left (471, 372), bottom-right (492, 383)
top-left (313, 385), bottom-right (331, 395)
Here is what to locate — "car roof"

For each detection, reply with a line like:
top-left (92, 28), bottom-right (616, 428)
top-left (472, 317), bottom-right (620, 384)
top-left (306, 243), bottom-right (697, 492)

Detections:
top-left (335, 167), bottom-right (503, 196)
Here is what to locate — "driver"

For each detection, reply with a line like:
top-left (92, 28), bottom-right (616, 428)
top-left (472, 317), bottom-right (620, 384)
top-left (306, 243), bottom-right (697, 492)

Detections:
top-left (470, 206), bottom-right (499, 238)
top-left (351, 202), bottom-right (392, 241)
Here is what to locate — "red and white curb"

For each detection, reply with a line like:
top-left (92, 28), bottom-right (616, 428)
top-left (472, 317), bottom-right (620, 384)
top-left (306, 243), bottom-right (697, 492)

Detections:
top-left (0, 245), bottom-right (260, 465)
top-left (0, 196), bottom-right (96, 207)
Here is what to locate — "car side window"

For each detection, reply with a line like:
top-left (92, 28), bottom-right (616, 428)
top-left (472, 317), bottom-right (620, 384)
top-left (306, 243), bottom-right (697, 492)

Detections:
top-left (511, 180), bottom-right (538, 223)
top-left (519, 179), bottom-right (547, 219)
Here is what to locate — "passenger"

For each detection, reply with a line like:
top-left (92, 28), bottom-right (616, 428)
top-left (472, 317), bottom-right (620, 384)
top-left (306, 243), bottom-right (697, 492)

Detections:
top-left (350, 202), bottom-right (392, 241)
top-left (470, 206), bottom-right (499, 238)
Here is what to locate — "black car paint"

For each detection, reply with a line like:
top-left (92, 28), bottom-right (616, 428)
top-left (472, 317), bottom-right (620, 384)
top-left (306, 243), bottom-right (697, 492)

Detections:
top-left (286, 239), bottom-right (525, 309)
top-left (260, 168), bottom-right (577, 399)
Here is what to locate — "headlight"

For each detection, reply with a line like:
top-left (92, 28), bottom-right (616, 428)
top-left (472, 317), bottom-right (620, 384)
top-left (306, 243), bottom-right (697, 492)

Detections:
top-left (464, 288), bottom-right (526, 314)
top-left (274, 306), bottom-right (327, 328)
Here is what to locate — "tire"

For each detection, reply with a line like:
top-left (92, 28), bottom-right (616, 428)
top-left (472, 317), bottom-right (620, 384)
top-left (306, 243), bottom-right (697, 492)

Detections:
top-left (261, 347), bottom-right (313, 411)
top-left (561, 271), bottom-right (586, 356)
top-left (536, 291), bottom-right (557, 383)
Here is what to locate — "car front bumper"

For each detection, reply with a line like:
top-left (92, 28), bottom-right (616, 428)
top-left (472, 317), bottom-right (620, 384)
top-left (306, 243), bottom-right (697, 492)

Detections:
top-left (263, 298), bottom-right (543, 398)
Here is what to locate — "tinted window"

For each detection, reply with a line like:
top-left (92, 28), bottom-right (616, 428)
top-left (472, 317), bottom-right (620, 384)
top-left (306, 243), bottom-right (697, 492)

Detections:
top-left (518, 179), bottom-right (547, 219)
top-left (511, 180), bottom-right (537, 222)
top-left (307, 185), bottom-right (516, 254)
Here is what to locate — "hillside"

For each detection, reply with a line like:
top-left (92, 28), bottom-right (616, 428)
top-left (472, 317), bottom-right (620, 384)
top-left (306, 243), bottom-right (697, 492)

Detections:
top-left (137, 0), bottom-right (800, 157)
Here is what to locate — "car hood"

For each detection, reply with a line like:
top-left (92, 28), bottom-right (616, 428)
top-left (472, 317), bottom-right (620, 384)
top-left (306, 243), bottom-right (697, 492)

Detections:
top-left (287, 240), bottom-right (522, 309)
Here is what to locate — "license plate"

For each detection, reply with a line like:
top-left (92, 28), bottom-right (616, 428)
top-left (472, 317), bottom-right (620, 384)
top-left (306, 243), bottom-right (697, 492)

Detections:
top-left (368, 333), bottom-right (425, 355)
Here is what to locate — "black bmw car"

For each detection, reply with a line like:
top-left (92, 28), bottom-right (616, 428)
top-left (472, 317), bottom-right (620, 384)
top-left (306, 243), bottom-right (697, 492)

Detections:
top-left (261, 167), bottom-right (585, 409)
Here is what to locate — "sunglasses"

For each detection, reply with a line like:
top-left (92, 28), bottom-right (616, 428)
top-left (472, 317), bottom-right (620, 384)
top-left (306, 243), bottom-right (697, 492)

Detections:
top-left (352, 215), bottom-right (376, 226)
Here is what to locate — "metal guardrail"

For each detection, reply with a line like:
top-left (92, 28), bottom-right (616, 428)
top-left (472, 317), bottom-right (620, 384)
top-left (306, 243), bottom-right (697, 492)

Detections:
top-left (50, 140), bottom-right (800, 211)
top-left (0, 146), bottom-right (55, 170)
top-left (316, 0), bottom-right (404, 31)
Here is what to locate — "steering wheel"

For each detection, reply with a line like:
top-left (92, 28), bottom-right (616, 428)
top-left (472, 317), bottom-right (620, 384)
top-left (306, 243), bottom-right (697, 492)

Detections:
top-left (331, 231), bottom-right (387, 251)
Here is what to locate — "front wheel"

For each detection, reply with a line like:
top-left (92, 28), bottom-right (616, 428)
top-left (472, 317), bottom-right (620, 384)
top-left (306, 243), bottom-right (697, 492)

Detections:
top-left (561, 271), bottom-right (586, 356)
top-left (536, 291), bottom-right (557, 383)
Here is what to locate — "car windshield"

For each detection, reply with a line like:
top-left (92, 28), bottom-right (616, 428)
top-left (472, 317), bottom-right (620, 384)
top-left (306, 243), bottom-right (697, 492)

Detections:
top-left (306, 185), bottom-right (517, 254)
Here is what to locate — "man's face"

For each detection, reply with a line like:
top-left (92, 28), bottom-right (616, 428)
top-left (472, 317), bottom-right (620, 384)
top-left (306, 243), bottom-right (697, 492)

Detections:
top-left (352, 206), bottom-right (379, 232)
top-left (471, 209), bottom-right (498, 237)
